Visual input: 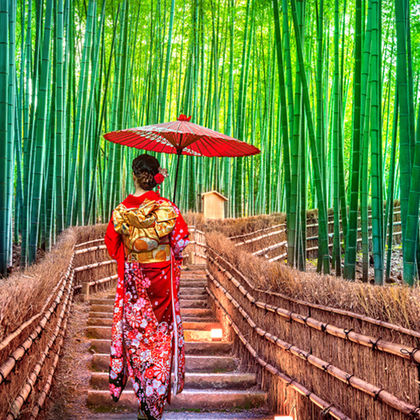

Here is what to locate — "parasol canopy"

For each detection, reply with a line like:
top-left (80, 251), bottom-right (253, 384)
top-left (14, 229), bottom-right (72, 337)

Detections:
top-left (104, 114), bottom-right (261, 201)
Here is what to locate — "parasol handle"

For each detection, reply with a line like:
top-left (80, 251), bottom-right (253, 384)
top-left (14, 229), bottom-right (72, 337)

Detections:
top-left (173, 148), bottom-right (183, 203)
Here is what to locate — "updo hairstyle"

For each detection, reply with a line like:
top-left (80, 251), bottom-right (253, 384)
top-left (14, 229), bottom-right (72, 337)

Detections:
top-left (132, 154), bottom-right (160, 191)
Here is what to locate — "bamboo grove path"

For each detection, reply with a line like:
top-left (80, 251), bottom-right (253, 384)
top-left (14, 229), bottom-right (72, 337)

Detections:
top-left (68, 227), bottom-right (418, 419)
top-left (48, 237), bottom-right (273, 419)
top-left (84, 264), bottom-right (271, 419)
top-left (3, 223), bottom-right (418, 419)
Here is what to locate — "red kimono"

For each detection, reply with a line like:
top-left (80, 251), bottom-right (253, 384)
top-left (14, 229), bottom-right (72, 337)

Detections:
top-left (104, 191), bottom-right (189, 420)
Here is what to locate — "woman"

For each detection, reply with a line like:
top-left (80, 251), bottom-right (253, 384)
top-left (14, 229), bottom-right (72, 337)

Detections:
top-left (104, 154), bottom-right (189, 420)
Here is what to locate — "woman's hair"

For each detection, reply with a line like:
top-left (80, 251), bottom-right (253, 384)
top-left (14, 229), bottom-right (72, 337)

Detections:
top-left (132, 154), bottom-right (160, 190)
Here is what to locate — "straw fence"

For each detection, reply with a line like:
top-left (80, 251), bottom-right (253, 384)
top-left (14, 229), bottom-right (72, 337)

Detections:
top-left (193, 227), bottom-right (420, 419)
top-left (0, 224), bottom-right (116, 419)
top-left (0, 213), bottom-right (415, 419)
top-left (228, 206), bottom-right (402, 262)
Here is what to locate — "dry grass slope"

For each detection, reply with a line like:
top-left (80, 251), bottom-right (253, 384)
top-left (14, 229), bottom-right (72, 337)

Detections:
top-left (206, 232), bottom-right (420, 331)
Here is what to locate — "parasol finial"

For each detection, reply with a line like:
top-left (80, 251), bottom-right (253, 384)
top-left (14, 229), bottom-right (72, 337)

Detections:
top-left (177, 114), bottom-right (192, 122)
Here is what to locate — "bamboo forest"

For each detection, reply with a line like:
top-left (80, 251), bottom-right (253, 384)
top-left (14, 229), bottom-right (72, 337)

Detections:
top-left (0, 0), bottom-right (419, 286)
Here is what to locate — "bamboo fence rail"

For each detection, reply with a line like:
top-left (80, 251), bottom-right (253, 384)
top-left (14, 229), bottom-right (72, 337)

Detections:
top-left (199, 229), bottom-right (420, 419)
top-left (6, 273), bottom-right (73, 419)
top-left (206, 269), bottom-right (420, 417)
top-left (73, 243), bottom-right (117, 296)
top-left (74, 244), bottom-right (107, 255)
top-left (208, 254), bottom-right (420, 348)
top-left (0, 255), bottom-right (74, 418)
top-left (229, 224), bottom-right (286, 241)
top-left (205, 284), bottom-right (351, 420)
top-left (0, 260), bottom-right (72, 353)
top-left (74, 238), bottom-right (106, 248)
top-left (231, 206), bottom-right (403, 261)
top-left (0, 258), bottom-right (74, 385)
top-left (0, 225), bottom-right (116, 418)
top-left (209, 247), bottom-right (420, 339)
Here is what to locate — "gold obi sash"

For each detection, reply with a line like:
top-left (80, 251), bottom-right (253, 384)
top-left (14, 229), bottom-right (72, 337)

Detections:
top-left (112, 198), bottom-right (177, 264)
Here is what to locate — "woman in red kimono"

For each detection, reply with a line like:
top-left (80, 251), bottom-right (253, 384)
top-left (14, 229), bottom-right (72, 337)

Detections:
top-left (104, 154), bottom-right (189, 420)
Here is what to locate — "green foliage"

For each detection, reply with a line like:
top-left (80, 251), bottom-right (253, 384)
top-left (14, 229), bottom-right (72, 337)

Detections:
top-left (0, 0), bottom-right (418, 285)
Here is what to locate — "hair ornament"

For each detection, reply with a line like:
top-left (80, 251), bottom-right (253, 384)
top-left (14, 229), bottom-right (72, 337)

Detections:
top-left (159, 167), bottom-right (168, 177)
top-left (154, 173), bottom-right (165, 184)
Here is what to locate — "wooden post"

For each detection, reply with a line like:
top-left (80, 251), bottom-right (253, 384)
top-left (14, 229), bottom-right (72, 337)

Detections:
top-left (82, 282), bottom-right (90, 301)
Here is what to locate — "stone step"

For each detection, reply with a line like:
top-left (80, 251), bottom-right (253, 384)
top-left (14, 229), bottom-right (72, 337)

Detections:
top-left (179, 294), bottom-right (208, 301)
top-left (88, 317), bottom-right (112, 326)
top-left (179, 295), bottom-right (209, 303)
top-left (90, 371), bottom-right (257, 390)
top-left (89, 339), bottom-right (233, 355)
top-left (89, 311), bottom-right (113, 319)
top-left (92, 354), bottom-right (239, 373)
top-left (180, 299), bottom-right (208, 308)
top-left (90, 307), bottom-right (214, 318)
top-left (182, 265), bottom-right (207, 272)
top-left (88, 311), bottom-right (216, 323)
top-left (91, 298), bottom-right (209, 313)
top-left (95, 288), bottom-right (209, 304)
top-left (180, 316), bottom-right (218, 323)
top-left (182, 321), bottom-right (221, 331)
top-left (87, 326), bottom-right (219, 342)
top-left (180, 272), bottom-right (206, 278)
top-left (87, 389), bottom-right (267, 411)
top-left (90, 298), bottom-right (115, 305)
top-left (80, 410), bottom-right (273, 419)
top-left (179, 287), bottom-right (207, 296)
top-left (180, 280), bottom-right (207, 287)
top-left (180, 308), bottom-right (213, 317)
top-left (88, 318), bottom-right (221, 331)
top-left (91, 303), bottom-right (115, 312)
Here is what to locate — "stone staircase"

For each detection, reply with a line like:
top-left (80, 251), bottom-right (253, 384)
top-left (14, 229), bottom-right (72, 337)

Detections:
top-left (85, 265), bottom-right (271, 418)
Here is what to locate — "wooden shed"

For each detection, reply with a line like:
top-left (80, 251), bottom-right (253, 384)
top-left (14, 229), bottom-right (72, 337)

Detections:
top-left (201, 191), bottom-right (228, 220)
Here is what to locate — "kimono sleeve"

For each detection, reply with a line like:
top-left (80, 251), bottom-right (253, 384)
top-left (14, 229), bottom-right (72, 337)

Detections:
top-left (112, 204), bottom-right (132, 235)
top-left (169, 207), bottom-right (190, 260)
top-left (104, 214), bottom-right (125, 284)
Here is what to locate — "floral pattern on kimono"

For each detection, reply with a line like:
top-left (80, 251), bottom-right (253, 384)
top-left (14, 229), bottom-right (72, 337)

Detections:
top-left (105, 191), bottom-right (189, 420)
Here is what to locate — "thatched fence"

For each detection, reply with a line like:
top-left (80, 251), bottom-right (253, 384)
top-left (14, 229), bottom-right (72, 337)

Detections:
top-left (228, 206), bottom-right (402, 262)
top-left (191, 227), bottom-right (420, 419)
top-left (0, 225), bottom-right (116, 419)
top-left (1, 213), bottom-right (417, 419)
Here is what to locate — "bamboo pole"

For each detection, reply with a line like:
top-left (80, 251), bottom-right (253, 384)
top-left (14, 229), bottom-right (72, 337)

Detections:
top-left (206, 283), bottom-right (350, 420)
top-left (6, 276), bottom-right (73, 419)
top-left (206, 247), bottom-right (420, 339)
top-left (206, 269), bottom-right (420, 417)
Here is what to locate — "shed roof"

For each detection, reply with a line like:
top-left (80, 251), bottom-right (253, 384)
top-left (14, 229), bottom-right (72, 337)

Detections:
top-left (201, 190), bottom-right (228, 201)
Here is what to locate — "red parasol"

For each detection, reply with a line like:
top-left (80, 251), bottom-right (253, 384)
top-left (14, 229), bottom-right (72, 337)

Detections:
top-left (104, 114), bottom-right (261, 201)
